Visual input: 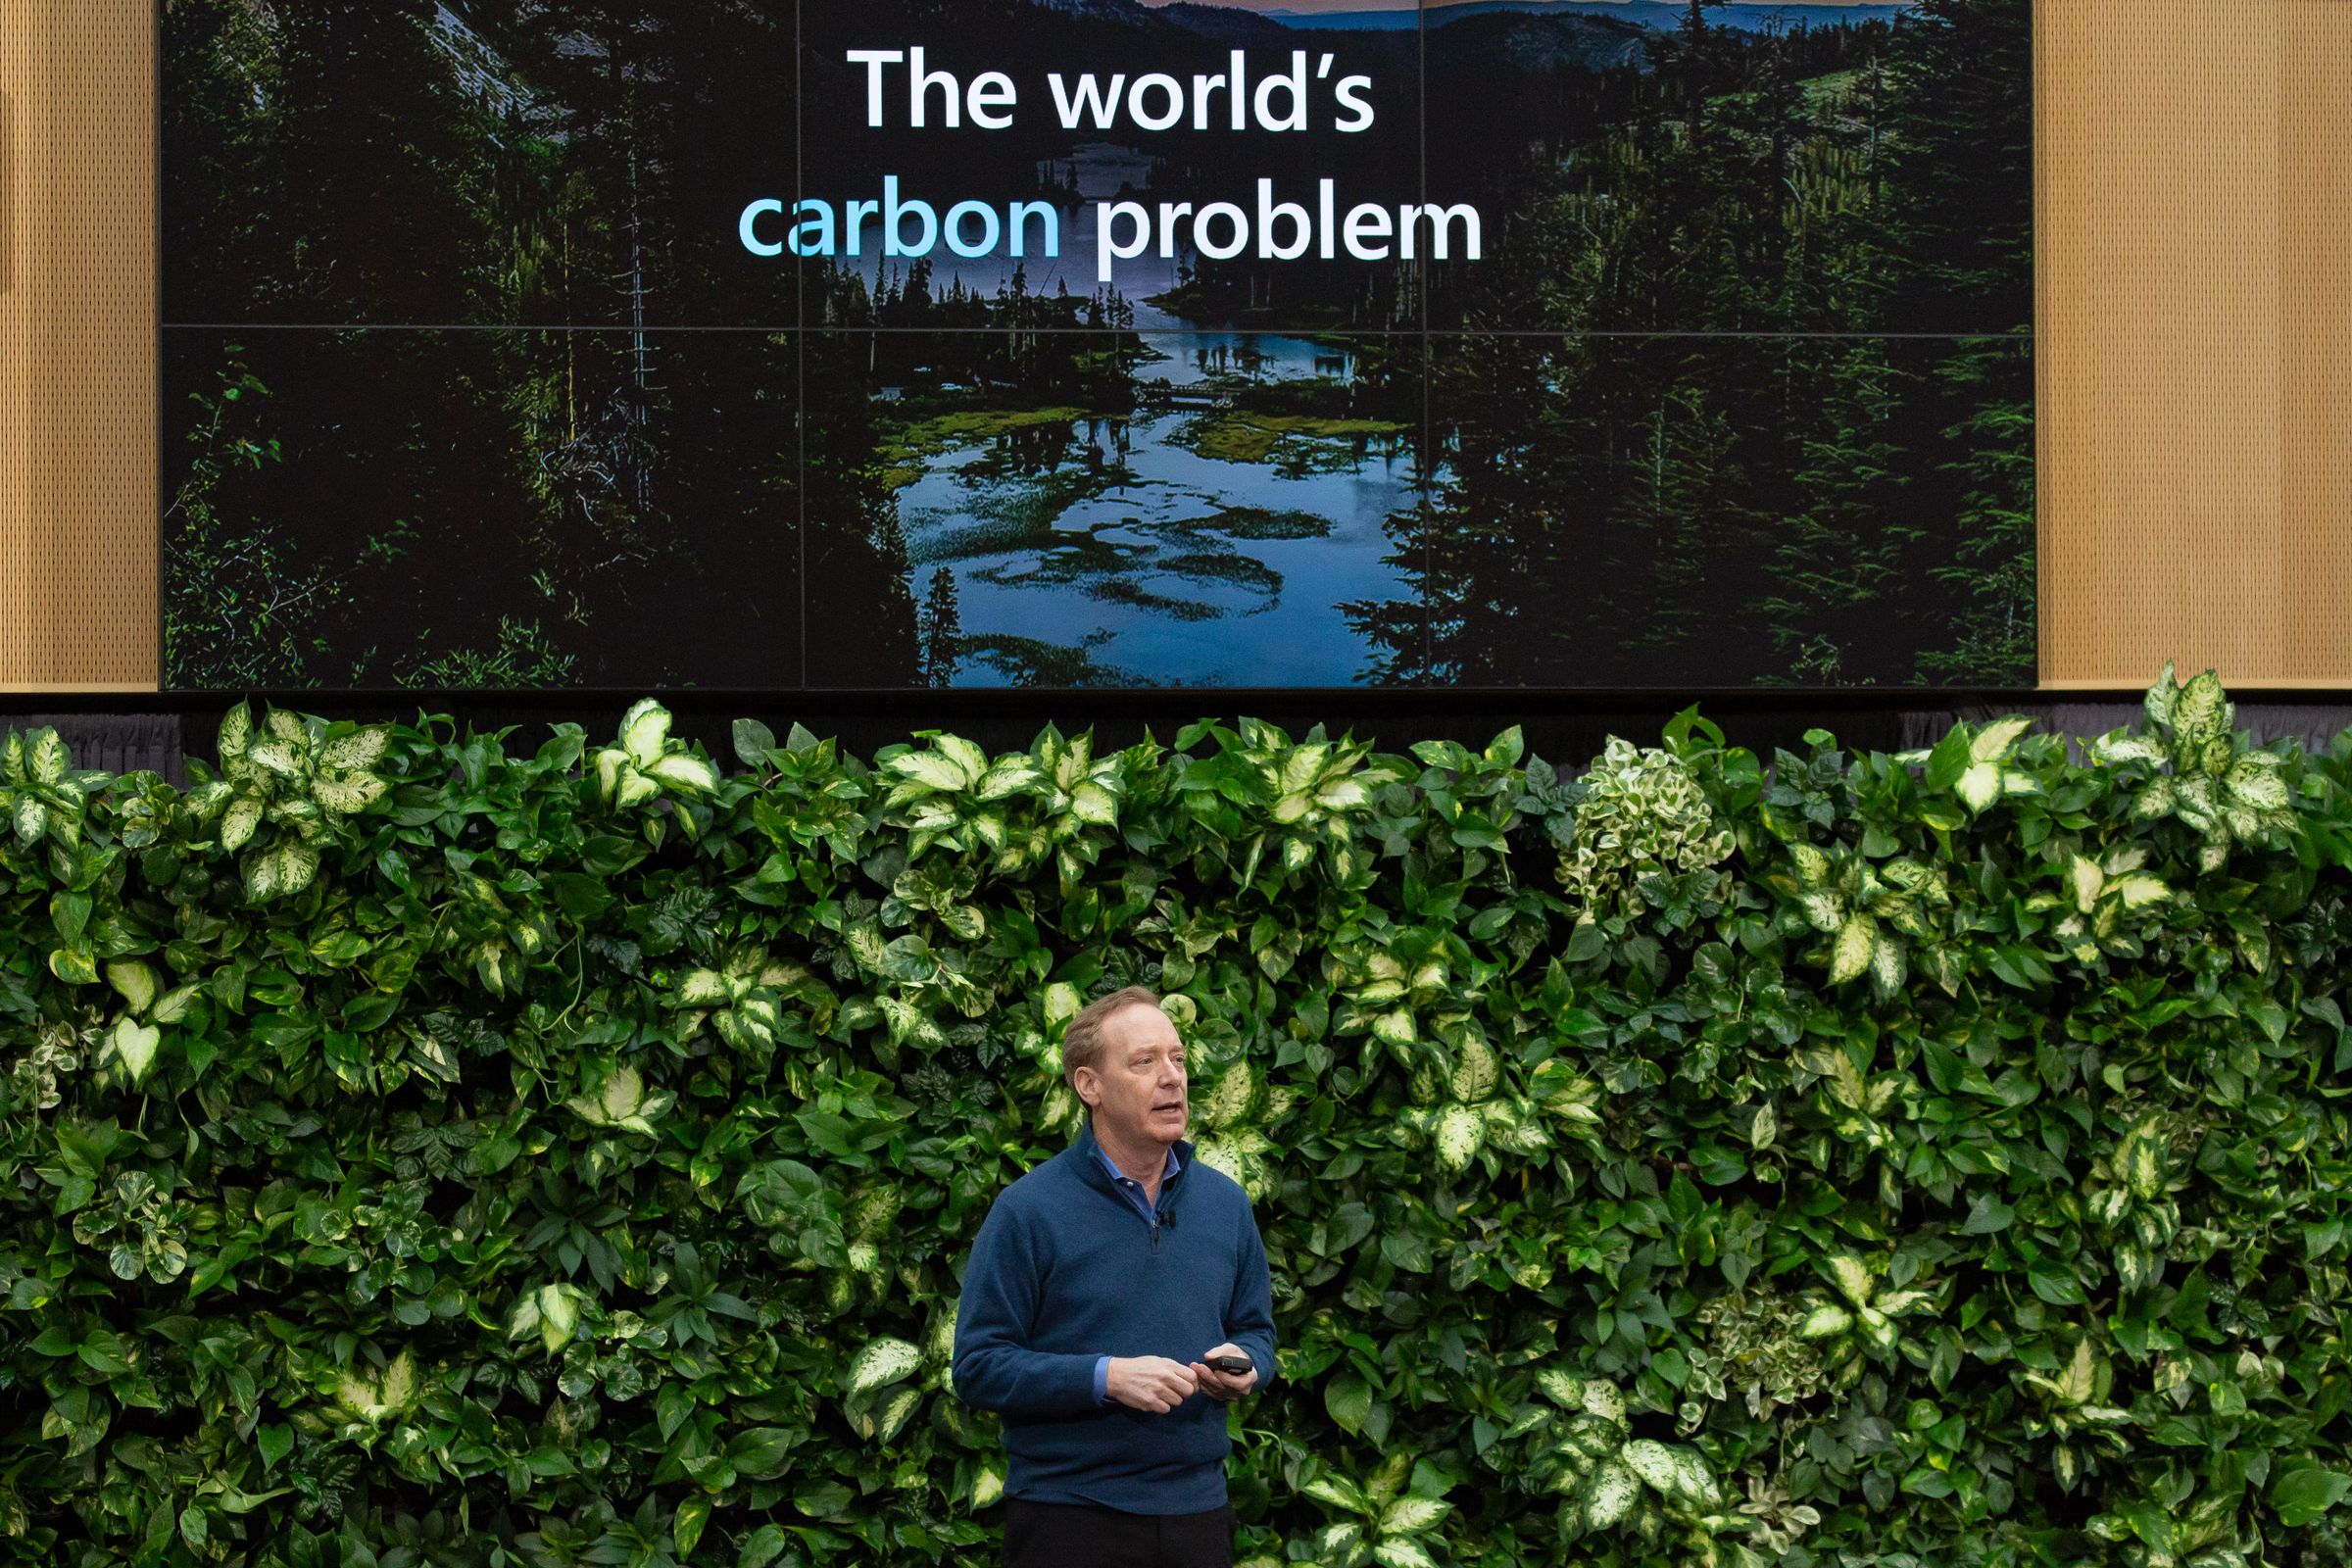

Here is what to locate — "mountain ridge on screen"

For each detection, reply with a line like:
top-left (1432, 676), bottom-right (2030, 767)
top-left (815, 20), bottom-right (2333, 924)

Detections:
top-left (1021, 0), bottom-right (1646, 72)
top-left (1266, 1), bottom-right (1913, 31)
top-left (1036, 0), bottom-right (1914, 39)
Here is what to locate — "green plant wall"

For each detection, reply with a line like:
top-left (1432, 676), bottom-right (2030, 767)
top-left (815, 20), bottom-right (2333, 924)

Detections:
top-left (2, 667), bottom-right (2349, 1567)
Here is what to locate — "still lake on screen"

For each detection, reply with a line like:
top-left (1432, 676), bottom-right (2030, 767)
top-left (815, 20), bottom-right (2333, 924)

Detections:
top-left (868, 147), bottom-right (1424, 686)
top-left (895, 387), bottom-right (1418, 687)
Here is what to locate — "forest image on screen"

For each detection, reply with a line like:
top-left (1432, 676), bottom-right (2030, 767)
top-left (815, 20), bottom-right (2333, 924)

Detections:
top-left (161, 0), bottom-right (2032, 691)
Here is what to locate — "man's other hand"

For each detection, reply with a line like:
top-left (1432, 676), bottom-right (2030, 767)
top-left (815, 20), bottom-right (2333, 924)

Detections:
top-left (1189, 1343), bottom-right (1259, 1402)
top-left (1105, 1356), bottom-right (1200, 1413)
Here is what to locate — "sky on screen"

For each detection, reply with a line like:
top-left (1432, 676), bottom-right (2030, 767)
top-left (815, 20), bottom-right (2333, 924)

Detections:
top-left (1134, 1), bottom-right (1896, 11)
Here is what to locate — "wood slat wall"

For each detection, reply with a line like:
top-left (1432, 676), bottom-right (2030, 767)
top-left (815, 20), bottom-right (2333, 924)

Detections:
top-left (0, 0), bottom-right (156, 692)
top-left (1, 1), bottom-right (2346, 691)
top-left (2038, 0), bottom-right (2352, 687)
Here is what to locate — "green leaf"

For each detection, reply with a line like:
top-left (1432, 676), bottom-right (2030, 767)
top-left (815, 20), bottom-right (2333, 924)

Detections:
top-left (1379, 1496), bottom-right (1447, 1535)
top-left (550, 873), bottom-right (613, 921)
top-left (671, 1496), bottom-right (711, 1558)
top-left (2273, 1466), bottom-right (2352, 1528)
top-left (890, 749), bottom-right (974, 793)
top-left (1536, 1370), bottom-right (1585, 1409)
top-left (2029, 1262), bottom-right (2089, 1306)
top-left (2173, 670), bottom-right (2230, 750)
top-left (1580, 1380), bottom-right (1625, 1423)
top-left (1970, 715), bottom-right (2032, 761)
top-left (975, 756), bottom-right (1046, 801)
top-left (2066, 854), bottom-right (2102, 913)
top-left (1925, 726), bottom-right (1972, 791)
top-left (272, 841), bottom-right (320, 898)
top-left (1302, 1473), bottom-right (1369, 1513)
top-left (737, 1524), bottom-right (790, 1568)
top-left (1620, 1440), bottom-right (1682, 1493)
top-left (1823, 1255), bottom-right (1874, 1308)
top-left (77, 1334), bottom-right (131, 1375)
top-left (247, 738), bottom-right (302, 779)
top-left (1868, 933), bottom-right (1906, 1000)
top-left (1829, 916), bottom-right (1876, 985)
top-left (732, 718), bottom-right (778, 766)
top-left (619, 698), bottom-right (671, 766)
top-left (218, 703), bottom-right (254, 762)
top-left (1584, 1459), bottom-right (1641, 1528)
top-left (647, 753), bottom-right (719, 795)
top-left (1565, 917), bottom-right (1606, 962)
top-left (1447, 1037), bottom-right (1498, 1102)
top-left (1799, 1303), bottom-right (1853, 1339)
top-left (1314, 1522), bottom-right (1365, 1561)
top-left (311, 772), bottom-right (387, 813)
top-left (2229, 762), bottom-right (2288, 812)
top-left (847, 1337), bottom-right (922, 1394)
top-left (1434, 1104), bottom-right (1484, 1172)
top-left (2097, 731), bottom-right (2168, 766)
top-left (2059, 1337), bottom-right (2097, 1404)
top-left (1987, 944), bottom-right (2054, 990)
top-left (317, 726), bottom-right (390, 773)
top-left (220, 797), bottom-right (264, 853)
top-left (1326, 1372), bottom-right (1373, 1436)
top-left (111, 1018), bottom-right (162, 1084)
top-left (105, 960), bottom-right (158, 1016)
top-left (1957, 1192), bottom-right (2014, 1235)
top-left (28, 728), bottom-right (69, 785)
top-left (1954, 760), bottom-right (2003, 811)
top-left (246, 848), bottom-right (281, 904)
top-left (793, 1480), bottom-right (854, 1522)
top-left (1070, 781), bottom-right (1117, 825)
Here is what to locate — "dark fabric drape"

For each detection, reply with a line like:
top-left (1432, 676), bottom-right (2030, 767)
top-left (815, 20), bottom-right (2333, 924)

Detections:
top-left (1902, 703), bottom-right (2352, 759)
top-left (11, 714), bottom-right (187, 788)
top-left (4, 701), bottom-right (2346, 798)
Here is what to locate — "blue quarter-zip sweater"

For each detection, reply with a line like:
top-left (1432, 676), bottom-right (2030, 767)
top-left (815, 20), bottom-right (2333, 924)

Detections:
top-left (952, 1119), bottom-right (1278, 1514)
top-left (1091, 1141), bottom-right (1183, 1405)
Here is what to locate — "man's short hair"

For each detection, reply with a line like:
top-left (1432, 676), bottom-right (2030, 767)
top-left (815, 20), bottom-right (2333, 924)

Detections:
top-left (1063, 985), bottom-right (1164, 1092)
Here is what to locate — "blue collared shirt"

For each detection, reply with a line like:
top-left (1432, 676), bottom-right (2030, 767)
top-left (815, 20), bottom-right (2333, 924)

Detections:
top-left (1091, 1140), bottom-right (1183, 1405)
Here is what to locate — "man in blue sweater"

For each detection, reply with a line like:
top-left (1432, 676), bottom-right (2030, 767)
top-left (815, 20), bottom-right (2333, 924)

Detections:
top-left (953, 985), bottom-right (1278, 1567)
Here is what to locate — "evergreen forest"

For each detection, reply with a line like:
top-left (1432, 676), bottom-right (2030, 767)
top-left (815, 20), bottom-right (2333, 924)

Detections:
top-left (161, 0), bottom-right (2031, 691)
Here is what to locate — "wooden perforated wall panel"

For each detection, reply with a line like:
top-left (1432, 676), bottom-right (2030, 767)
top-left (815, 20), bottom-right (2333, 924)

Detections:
top-left (0, 0), bottom-right (157, 691)
top-left (2038, 0), bottom-right (2352, 688)
top-left (2, 3), bottom-right (2347, 691)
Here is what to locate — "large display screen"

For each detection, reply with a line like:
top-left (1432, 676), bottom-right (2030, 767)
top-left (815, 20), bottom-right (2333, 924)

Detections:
top-left (161, 0), bottom-right (2032, 691)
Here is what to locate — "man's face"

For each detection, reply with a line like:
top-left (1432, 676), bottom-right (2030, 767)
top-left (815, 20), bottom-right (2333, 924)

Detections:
top-left (1080, 1004), bottom-right (1188, 1146)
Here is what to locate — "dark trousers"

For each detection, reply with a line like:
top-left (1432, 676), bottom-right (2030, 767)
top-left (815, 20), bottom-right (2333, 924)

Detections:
top-left (1003, 1497), bottom-right (1235, 1568)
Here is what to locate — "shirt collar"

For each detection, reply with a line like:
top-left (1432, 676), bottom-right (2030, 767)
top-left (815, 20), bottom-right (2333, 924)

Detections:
top-left (1084, 1123), bottom-right (1183, 1185)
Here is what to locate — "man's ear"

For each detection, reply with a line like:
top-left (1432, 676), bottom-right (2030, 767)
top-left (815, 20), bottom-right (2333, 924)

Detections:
top-left (1070, 1067), bottom-right (1096, 1108)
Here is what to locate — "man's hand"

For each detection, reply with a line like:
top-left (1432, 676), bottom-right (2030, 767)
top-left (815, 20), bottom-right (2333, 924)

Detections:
top-left (1105, 1356), bottom-right (1200, 1413)
top-left (1189, 1343), bottom-right (1260, 1403)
